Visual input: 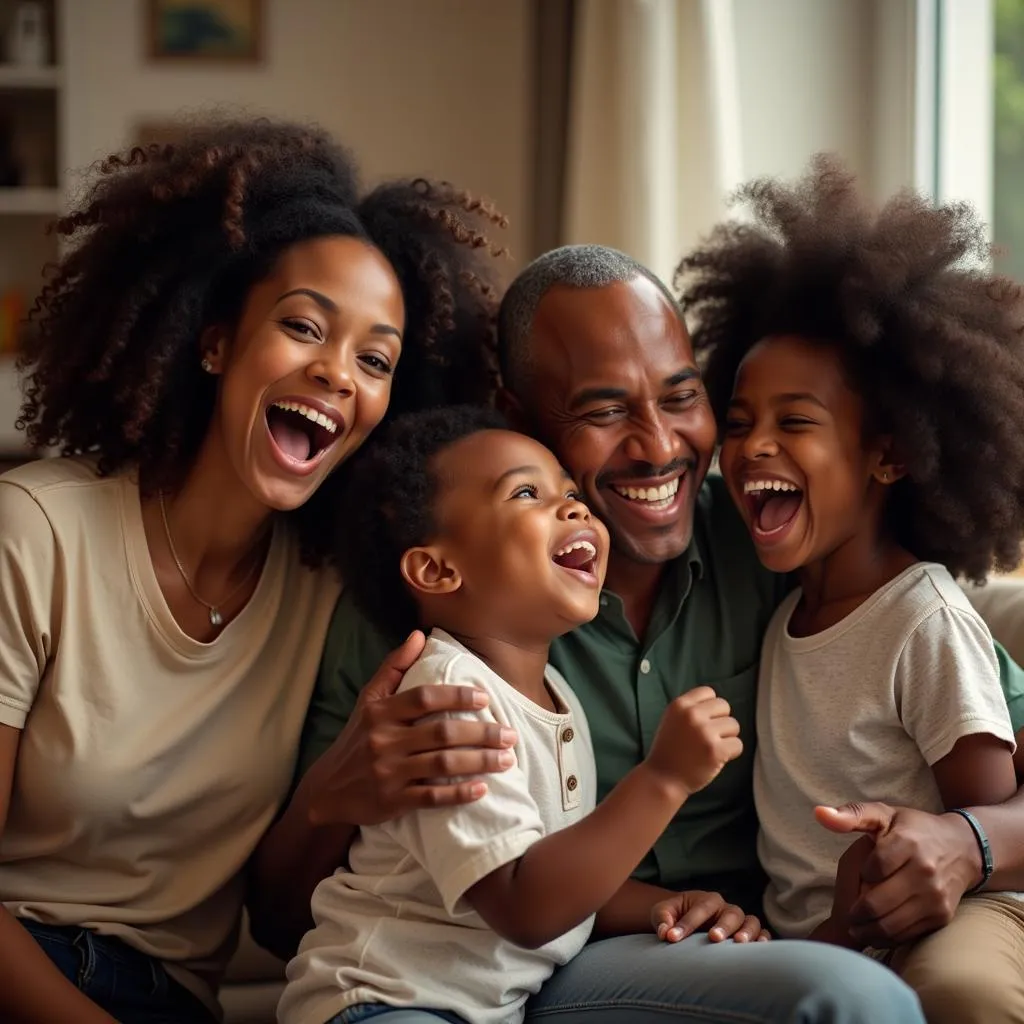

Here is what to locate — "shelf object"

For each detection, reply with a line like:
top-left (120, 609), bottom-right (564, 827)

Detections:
top-left (0, 357), bottom-right (25, 454)
top-left (0, 185), bottom-right (58, 213)
top-left (0, 62), bottom-right (60, 89)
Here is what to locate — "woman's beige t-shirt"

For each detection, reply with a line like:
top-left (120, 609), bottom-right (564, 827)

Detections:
top-left (0, 457), bottom-right (341, 1014)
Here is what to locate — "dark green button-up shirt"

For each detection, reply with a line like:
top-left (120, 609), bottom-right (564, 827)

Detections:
top-left (297, 474), bottom-right (1024, 901)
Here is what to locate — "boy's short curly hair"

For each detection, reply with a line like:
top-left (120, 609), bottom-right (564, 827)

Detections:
top-left (677, 153), bottom-right (1024, 583)
top-left (337, 405), bottom-right (507, 639)
top-left (17, 117), bottom-right (507, 565)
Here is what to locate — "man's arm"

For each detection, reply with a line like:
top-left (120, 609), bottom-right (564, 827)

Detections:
top-left (246, 596), bottom-right (516, 960)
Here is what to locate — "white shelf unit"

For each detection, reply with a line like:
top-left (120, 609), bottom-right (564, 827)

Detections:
top-left (0, 1), bottom-right (64, 457)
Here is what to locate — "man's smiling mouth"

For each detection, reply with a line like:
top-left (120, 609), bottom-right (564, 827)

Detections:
top-left (610, 475), bottom-right (680, 510)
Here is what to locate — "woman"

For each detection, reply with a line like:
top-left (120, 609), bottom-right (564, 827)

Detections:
top-left (0, 118), bottom-right (509, 1024)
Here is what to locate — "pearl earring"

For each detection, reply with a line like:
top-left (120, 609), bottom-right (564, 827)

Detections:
top-left (881, 471), bottom-right (889, 481)
top-left (201, 357), bottom-right (213, 373)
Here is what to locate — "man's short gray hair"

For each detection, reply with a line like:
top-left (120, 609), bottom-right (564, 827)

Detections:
top-left (496, 244), bottom-right (680, 396)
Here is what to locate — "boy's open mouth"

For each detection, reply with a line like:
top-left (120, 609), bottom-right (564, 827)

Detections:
top-left (743, 478), bottom-right (803, 538)
top-left (266, 400), bottom-right (342, 463)
top-left (552, 536), bottom-right (599, 579)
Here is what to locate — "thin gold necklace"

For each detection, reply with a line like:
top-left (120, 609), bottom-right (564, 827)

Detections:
top-left (158, 491), bottom-right (263, 627)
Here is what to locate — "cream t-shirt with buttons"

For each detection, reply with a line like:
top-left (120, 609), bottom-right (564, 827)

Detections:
top-left (0, 457), bottom-right (341, 1015)
top-left (279, 629), bottom-right (597, 1024)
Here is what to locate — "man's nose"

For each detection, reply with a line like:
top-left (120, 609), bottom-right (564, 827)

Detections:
top-left (623, 412), bottom-right (682, 468)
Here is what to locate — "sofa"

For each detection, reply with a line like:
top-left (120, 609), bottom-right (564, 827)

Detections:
top-left (215, 576), bottom-right (1024, 1023)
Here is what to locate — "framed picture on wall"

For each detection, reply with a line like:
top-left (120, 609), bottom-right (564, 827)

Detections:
top-left (147, 0), bottom-right (263, 63)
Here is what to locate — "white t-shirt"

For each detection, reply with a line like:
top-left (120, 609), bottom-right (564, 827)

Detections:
top-left (755, 562), bottom-right (1016, 938)
top-left (279, 629), bottom-right (597, 1024)
top-left (0, 458), bottom-right (341, 1015)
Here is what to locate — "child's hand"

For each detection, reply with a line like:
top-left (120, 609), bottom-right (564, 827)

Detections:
top-left (651, 890), bottom-right (770, 943)
top-left (643, 686), bottom-right (742, 799)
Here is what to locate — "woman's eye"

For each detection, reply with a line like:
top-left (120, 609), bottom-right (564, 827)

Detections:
top-left (359, 354), bottom-right (394, 376)
top-left (280, 318), bottom-right (321, 341)
top-left (511, 484), bottom-right (539, 500)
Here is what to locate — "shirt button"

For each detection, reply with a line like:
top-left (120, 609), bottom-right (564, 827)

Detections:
top-left (640, 658), bottom-right (651, 674)
top-left (562, 727), bottom-right (574, 743)
top-left (566, 775), bottom-right (578, 792)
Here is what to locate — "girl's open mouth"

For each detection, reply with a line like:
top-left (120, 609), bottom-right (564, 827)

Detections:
top-left (743, 478), bottom-right (803, 542)
top-left (265, 400), bottom-right (342, 465)
top-left (551, 534), bottom-right (601, 584)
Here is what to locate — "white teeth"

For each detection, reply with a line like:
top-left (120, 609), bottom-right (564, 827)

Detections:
top-left (611, 477), bottom-right (681, 504)
top-left (554, 540), bottom-right (597, 559)
top-left (743, 479), bottom-right (799, 494)
top-left (271, 401), bottom-right (338, 434)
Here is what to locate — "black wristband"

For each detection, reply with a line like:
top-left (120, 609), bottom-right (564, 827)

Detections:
top-left (950, 808), bottom-right (993, 894)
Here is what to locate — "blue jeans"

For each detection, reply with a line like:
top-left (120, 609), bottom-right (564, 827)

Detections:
top-left (526, 933), bottom-right (925, 1023)
top-left (22, 920), bottom-right (217, 1024)
top-left (327, 1006), bottom-right (466, 1023)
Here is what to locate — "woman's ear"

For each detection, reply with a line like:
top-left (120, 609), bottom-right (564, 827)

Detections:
top-left (496, 387), bottom-right (528, 432)
top-left (199, 325), bottom-right (228, 375)
top-left (401, 547), bottom-right (462, 597)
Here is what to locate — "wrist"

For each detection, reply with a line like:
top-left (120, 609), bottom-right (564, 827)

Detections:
top-left (946, 808), bottom-right (992, 894)
top-left (633, 761), bottom-right (693, 808)
top-left (810, 916), bottom-right (861, 950)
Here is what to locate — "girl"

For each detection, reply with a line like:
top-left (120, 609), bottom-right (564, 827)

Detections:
top-left (679, 154), bottom-right (1024, 1023)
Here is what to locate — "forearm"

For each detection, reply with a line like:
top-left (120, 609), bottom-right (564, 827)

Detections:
top-left (966, 784), bottom-right (1024, 891)
top-left (246, 782), bottom-right (356, 960)
top-left (594, 879), bottom-right (675, 938)
top-left (0, 908), bottom-right (118, 1023)
top-left (470, 764), bottom-right (683, 948)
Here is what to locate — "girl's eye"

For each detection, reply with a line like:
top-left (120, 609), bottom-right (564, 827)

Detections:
top-left (566, 489), bottom-right (584, 503)
top-left (511, 484), bottom-right (539, 500)
top-left (280, 318), bottom-right (321, 341)
top-left (781, 417), bottom-right (815, 429)
top-left (359, 354), bottom-right (394, 376)
top-left (724, 418), bottom-right (749, 436)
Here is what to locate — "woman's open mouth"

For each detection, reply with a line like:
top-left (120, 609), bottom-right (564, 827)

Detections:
top-left (552, 534), bottom-right (601, 585)
top-left (265, 399), bottom-right (343, 471)
top-left (743, 478), bottom-right (803, 544)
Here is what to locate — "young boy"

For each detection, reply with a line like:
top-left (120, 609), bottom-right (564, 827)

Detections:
top-left (278, 406), bottom-right (766, 1024)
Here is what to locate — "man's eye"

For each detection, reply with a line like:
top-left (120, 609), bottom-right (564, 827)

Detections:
top-left (511, 484), bottom-right (539, 499)
top-left (585, 407), bottom-right (623, 422)
top-left (667, 390), bottom-right (698, 406)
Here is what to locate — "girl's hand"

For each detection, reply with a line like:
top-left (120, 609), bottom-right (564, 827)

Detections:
top-left (299, 631), bottom-right (518, 828)
top-left (650, 890), bottom-right (770, 944)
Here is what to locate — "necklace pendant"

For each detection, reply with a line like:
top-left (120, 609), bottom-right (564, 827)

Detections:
top-left (209, 608), bottom-right (223, 627)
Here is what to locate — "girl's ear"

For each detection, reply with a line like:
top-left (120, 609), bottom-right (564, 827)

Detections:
top-left (401, 546), bottom-right (462, 597)
top-left (872, 439), bottom-right (907, 486)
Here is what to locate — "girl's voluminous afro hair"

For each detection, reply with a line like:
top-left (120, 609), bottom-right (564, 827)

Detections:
top-left (677, 153), bottom-right (1024, 582)
top-left (17, 117), bottom-right (508, 565)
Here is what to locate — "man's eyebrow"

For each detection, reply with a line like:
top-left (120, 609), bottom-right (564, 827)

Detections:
top-left (568, 368), bottom-right (699, 412)
top-left (666, 368), bottom-right (700, 387)
top-left (276, 288), bottom-right (402, 339)
top-left (568, 387), bottom-right (628, 412)
top-left (492, 464), bottom-right (541, 492)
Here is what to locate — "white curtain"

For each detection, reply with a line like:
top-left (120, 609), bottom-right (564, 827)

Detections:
top-left (559, 0), bottom-right (743, 286)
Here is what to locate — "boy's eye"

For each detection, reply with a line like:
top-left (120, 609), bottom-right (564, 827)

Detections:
top-left (511, 484), bottom-right (539, 500)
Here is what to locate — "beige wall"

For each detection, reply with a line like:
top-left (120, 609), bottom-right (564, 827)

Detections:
top-left (62, 0), bottom-right (532, 266)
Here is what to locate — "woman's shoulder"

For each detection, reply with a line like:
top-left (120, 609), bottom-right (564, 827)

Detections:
top-left (1, 455), bottom-right (116, 500)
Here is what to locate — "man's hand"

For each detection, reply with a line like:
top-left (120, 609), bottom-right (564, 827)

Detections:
top-left (298, 632), bottom-right (518, 828)
top-left (651, 890), bottom-right (769, 944)
top-left (815, 802), bottom-right (981, 946)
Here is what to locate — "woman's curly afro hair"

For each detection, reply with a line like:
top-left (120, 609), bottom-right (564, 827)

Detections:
top-left (17, 116), bottom-right (508, 565)
top-left (677, 153), bottom-right (1024, 583)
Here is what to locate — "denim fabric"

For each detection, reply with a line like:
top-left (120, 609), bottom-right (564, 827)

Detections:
top-left (21, 920), bottom-right (216, 1024)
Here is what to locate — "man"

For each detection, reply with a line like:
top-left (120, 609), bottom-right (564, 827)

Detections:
top-left (257, 246), bottom-right (1011, 1021)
